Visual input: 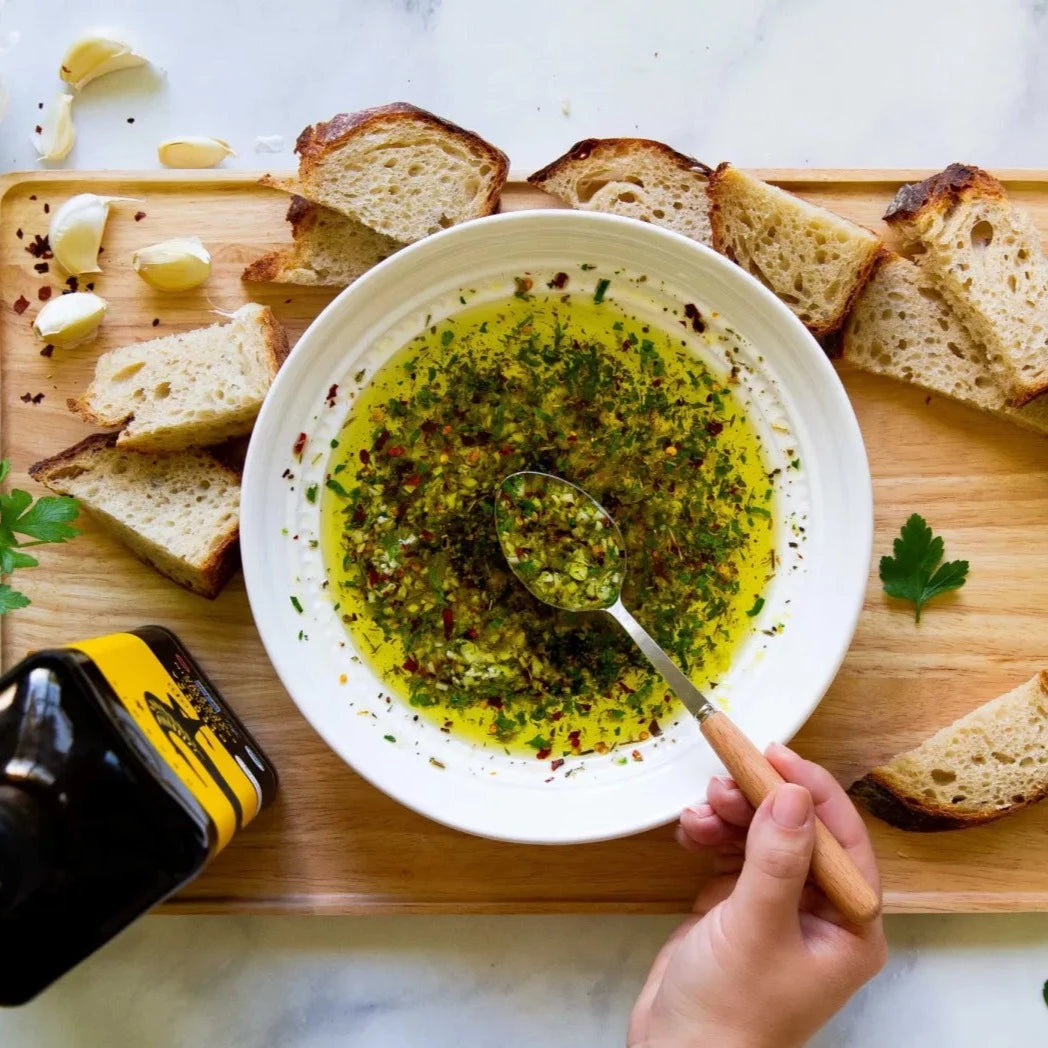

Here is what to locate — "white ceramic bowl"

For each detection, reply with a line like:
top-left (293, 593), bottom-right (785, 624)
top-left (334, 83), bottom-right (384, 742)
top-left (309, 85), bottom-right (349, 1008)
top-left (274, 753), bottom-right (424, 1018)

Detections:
top-left (242, 210), bottom-right (872, 844)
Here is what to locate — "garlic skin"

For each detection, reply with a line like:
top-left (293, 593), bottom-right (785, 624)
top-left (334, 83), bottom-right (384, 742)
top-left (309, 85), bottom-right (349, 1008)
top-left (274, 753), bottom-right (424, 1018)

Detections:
top-left (59, 33), bottom-right (147, 90)
top-left (33, 293), bottom-right (107, 349)
top-left (132, 237), bottom-right (211, 291)
top-left (157, 137), bottom-right (235, 169)
top-left (49, 193), bottom-right (137, 276)
top-left (32, 94), bottom-right (75, 161)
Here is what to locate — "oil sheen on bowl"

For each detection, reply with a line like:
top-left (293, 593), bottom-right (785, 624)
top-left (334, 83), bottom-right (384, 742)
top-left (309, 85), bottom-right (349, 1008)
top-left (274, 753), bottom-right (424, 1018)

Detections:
top-left (241, 210), bottom-right (872, 844)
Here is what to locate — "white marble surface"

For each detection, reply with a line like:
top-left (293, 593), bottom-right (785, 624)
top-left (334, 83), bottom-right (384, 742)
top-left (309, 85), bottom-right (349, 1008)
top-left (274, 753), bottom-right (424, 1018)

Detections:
top-left (4, 0), bottom-right (1048, 1043)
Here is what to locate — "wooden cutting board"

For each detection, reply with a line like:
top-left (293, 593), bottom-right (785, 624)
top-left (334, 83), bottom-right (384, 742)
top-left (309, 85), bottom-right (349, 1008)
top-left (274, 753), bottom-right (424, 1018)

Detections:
top-left (1, 168), bottom-right (1046, 914)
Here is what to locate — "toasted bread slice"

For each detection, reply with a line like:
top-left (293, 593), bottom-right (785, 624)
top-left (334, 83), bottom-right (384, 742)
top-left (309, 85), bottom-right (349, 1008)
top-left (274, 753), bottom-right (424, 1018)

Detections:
top-left (527, 138), bottom-right (714, 246)
top-left (283, 102), bottom-right (509, 243)
top-left (883, 164), bottom-right (1048, 407)
top-left (29, 434), bottom-right (240, 598)
top-left (849, 672), bottom-right (1048, 831)
top-left (243, 195), bottom-right (404, 287)
top-left (707, 163), bottom-right (883, 336)
top-left (843, 253), bottom-right (1048, 435)
top-left (70, 303), bottom-right (289, 452)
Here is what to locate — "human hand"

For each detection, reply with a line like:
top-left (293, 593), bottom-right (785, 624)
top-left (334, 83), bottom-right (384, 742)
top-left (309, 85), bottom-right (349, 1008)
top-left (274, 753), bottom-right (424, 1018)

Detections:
top-left (628, 743), bottom-right (887, 1048)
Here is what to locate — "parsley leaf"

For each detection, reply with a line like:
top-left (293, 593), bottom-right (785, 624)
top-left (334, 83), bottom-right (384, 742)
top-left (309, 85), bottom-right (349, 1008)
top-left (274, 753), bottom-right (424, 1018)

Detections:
top-left (0, 459), bottom-right (80, 614)
top-left (879, 514), bottom-right (968, 622)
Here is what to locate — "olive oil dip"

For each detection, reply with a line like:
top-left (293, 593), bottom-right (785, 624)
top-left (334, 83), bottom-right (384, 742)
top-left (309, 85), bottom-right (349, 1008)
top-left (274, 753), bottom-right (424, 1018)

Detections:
top-left (321, 283), bottom-right (777, 760)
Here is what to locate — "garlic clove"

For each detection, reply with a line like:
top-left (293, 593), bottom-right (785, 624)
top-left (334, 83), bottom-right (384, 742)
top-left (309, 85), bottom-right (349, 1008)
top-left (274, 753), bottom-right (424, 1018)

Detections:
top-left (132, 236), bottom-right (212, 291)
top-left (157, 137), bottom-right (235, 169)
top-left (33, 292), bottom-right (107, 349)
top-left (49, 193), bottom-right (139, 276)
top-left (32, 93), bottom-right (75, 161)
top-left (59, 32), bottom-right (148, 90)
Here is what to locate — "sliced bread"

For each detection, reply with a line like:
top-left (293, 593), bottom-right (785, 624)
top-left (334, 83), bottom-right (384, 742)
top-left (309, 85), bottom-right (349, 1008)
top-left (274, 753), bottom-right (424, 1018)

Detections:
top-left (282, 102), bottom-right (509, 243)
top-left (29, 434), bottom-right (240, 598)
top-left (849, 671), bottom-right (1048, 831)
top-left (707, 163), bottom-right (883, 336)
top-left (842, 253), bottom-right (1048, 435)
top-left (242, 195), bottom-right (404, 287)
top-left (69, 303), bottom-right (289, 452)
top-left (883, 164), bottom-right (1048, 407)
top-left (527, 138), bottom-right (714, 246)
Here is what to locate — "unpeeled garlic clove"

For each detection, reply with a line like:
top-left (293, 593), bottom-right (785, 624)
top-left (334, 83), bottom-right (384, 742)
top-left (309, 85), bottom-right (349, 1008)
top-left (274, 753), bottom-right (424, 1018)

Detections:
top-left (132, 236), bottom-right (211, 291)
top-left (59, 32), bottom-right (147, 90)
top-left (32, 93), bottom-right (75, 161)
top-left (49, 193), bottom-right (138, 276)
top-left (33, 292), bottom-right (107, 349)
top-left (157, 137), bottom-right (235, 169)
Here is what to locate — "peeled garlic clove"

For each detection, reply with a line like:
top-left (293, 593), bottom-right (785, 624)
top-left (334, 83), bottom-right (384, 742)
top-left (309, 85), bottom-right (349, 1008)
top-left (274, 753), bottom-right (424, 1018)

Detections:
top-left (157, 137), bottom-right (235, 169)
top-left (49, 193), bottom-right (137, 276)
top-left (32, 93), bottom-right (75, 161)
top-left (33, 292), bottom-right (107, 349)
top-left (133, 236), bottom-right (211, 291)
top-left (59, 33), bottom-right (147, 90)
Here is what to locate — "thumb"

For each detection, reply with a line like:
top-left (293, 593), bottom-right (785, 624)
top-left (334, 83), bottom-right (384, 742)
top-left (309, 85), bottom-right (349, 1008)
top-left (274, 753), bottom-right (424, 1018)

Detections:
top-left (728, 783), bottom-right (815, 940)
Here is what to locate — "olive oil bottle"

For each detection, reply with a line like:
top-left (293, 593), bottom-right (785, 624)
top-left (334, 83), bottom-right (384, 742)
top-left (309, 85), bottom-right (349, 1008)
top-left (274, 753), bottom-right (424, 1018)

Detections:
top-left (0, 626), bottom-right (277, 1005)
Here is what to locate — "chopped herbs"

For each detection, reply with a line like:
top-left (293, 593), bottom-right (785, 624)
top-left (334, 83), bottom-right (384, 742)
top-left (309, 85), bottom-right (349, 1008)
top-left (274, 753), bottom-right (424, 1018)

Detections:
top-left (746, 596), bottom-right (765, 617)
top-left (321, 291), bottom-right (774, 756)
top-left (305, 484), bottom-right (319, 504)
top-left (290, 595), bottom-right (304, 613)
top-left (879, 514), bottom-right (969, 623)
top-left (593, 278), bottom-right (610, 304)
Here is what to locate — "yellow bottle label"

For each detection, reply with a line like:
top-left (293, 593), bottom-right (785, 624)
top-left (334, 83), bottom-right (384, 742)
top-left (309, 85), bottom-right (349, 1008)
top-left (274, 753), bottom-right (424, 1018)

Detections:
top-left (70, 633), bottom-right (265, 852)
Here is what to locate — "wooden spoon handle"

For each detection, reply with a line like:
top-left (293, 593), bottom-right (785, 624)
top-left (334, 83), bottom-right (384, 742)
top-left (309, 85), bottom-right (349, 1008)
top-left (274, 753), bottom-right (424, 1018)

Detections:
top-left (700, 710), bottom-right (881, 925)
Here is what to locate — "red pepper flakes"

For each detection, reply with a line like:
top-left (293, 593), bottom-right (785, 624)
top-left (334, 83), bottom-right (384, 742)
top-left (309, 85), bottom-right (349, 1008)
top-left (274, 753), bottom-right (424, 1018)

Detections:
top-left (420, 529), bottom-right (434, 541)
top-left (40, 345), bottom-right (54, 358)
top-left (386, 445), bottom-right (405, 457)
top-left (497, 445), bottom-right (514, 456)
top-left (705, 420), bottom-right (724, 437)
top-left (366, 567), bottom-right (383, 587)
top-left (152, 318), bottom-right (160, 327)
top-left (28, 194), bottom-right (37, 200)
top-left (402, 656), bottom-right (420, 673)
top-left (550, 710), bottom-right (563, 721)
top-left (12, 295), bottom-right (29, 315)
top-left (43, 203), bottom-right (50, 214)
top-left (403, 473), bottom-right (421, 488)
top-left (15, 228), bottom-right (23, 239)
top-left (18, 393), bottom-right (31, 403)
top-left (550, 272), bottom-right (569, 289)
top-left (33, 261), bottom-right (49, 274)
top-left (352, 504), bottom-right (365, 524)
top-left (486, 697), bottom-right (503, 708)
top-left (535, 747), bottom-right (552, 760)
top-left (631, 749), bottom-right (644, 762)
top-left (34, 125), bottom-right (42, 135)
top-left (648, 719), bottom-right (663, 737)
top-left (568, 729), bottom-right (581, 749)
top-left (359, 448), bottom-right (371, 465)
top-left (325, 383), bottom-right (338, 407)
top-left (441, 606), bottom-right (454, 639)
top-left (550, 758), bottom-right (564, 771)
top-left (31, 393), bottom-right (44, 405)
top-left (465, 626), bottom-right (478, 640)
top-left (38, 286), bottom-right (51, 301)
top-left (292, 432), bottom-right (307, 458)
top-left (374, 429), bottom-right (390, 452)
top-left (134, 210), bottom-right (146, 221)
top-left (64, 275), bottom-right (78, 292)
top-left (420, 419), bottom-right (438, 434)
top-left (683, 303), bottom-right (705, 333)
top-left (25, 234), bottom-right (51, 259)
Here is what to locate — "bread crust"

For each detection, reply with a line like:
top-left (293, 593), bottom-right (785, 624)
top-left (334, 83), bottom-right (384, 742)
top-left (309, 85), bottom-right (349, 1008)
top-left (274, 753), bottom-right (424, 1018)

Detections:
top-left (294, 102), bottom-right (509, 219)
top-left (29, 435), bottom-right (241, 599)
top-left (708, 163), bottom-right (885, 336)
top-left (882, 163), bottom-right (1006, 225)
top-left (849, 671), bottom-right (1048, 831)
top-left (527, 137), bottom-right (712, 188)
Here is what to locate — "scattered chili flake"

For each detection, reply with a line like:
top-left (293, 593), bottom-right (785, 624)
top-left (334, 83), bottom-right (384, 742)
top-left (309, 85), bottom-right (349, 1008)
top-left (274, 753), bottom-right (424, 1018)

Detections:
top-left (134, 210), bottom-right (146, 221)
top-left (326, 383), bottom-right (339, 407)
top-left (33, 262), bottom-right (49, 274)
top-left (34, 125), bottom-right (42, 135)
top-left (39, 345), bottom-right (54, 358)
top-left (65, 275), bottom-right (79, 292)
top-left (152, 318), bottom-right (160, 327)
top-left (31, 393), bottom-right (44, 405)
top-left (386, 445), bottom-right (405, 458)
top-left (374, 429), bottom-right (390, 452)
top-left (403, 656), bottom-right (420, 673)
top-left (28, 194), bottom-right (36, 201)
top-left (536, 747), bottom-right (552, 760)
top-left (442, 607), bottom-right (454, 639)
top-left (38, 286), bottom-right (51, 301)
top-left (19, 393), bottom-right (31, 403)
top-left (290, 595), bottom-right (304, 613)
top-left (648, 719), bottom-right (663, 737)
top-left (25, 234), bottom-right (52, 259)
top-left (12, 295), bottom-right (30, 315)
top-left (683, 303), bottom-right (705, 333)
top-left (292, 432), bottom-right (307, 458)
top-left (706, 420), bottom-right (724, 437)
top-left (631, 749), bottom-right (644, 762)
top-left (465, 626), bottom-right (478, 640)
top-left (549, 271), bottom-right (569, 289)
top-left (43, 203), bottom-right (50, 214)
top-left (15, 228), bottom-right (23, 239)
top-left (359, 448), bottom-right (371, 465)
top-left (550, 758), bottom-right (565, 771)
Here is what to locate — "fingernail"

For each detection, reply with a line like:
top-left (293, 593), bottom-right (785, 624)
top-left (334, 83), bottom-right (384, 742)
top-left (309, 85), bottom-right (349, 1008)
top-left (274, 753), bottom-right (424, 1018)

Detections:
top-left (711, 775), bottom-right (737, 791)
top-left (767, 742), bottom-right (792, 759)
top-left (685, 803), bottom-right (715, 821)
top-left (772, 784), bottom-right (812, 828)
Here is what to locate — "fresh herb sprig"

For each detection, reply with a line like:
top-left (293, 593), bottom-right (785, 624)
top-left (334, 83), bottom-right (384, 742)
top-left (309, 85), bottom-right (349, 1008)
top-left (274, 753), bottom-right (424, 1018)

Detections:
top-left (879, 514), bottom-right (968, 623)
top-left (0, 459), bottom-right (80, 613)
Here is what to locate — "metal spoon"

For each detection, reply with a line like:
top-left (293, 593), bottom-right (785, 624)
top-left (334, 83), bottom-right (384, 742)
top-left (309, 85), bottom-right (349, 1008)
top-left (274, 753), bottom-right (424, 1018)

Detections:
top-left (495, 470), bottom-right (880, 926)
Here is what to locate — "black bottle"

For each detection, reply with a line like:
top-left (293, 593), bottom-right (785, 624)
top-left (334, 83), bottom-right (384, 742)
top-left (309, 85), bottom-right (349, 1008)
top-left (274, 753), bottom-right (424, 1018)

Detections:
top-left (0, 626), bottom-right (277, 1005)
